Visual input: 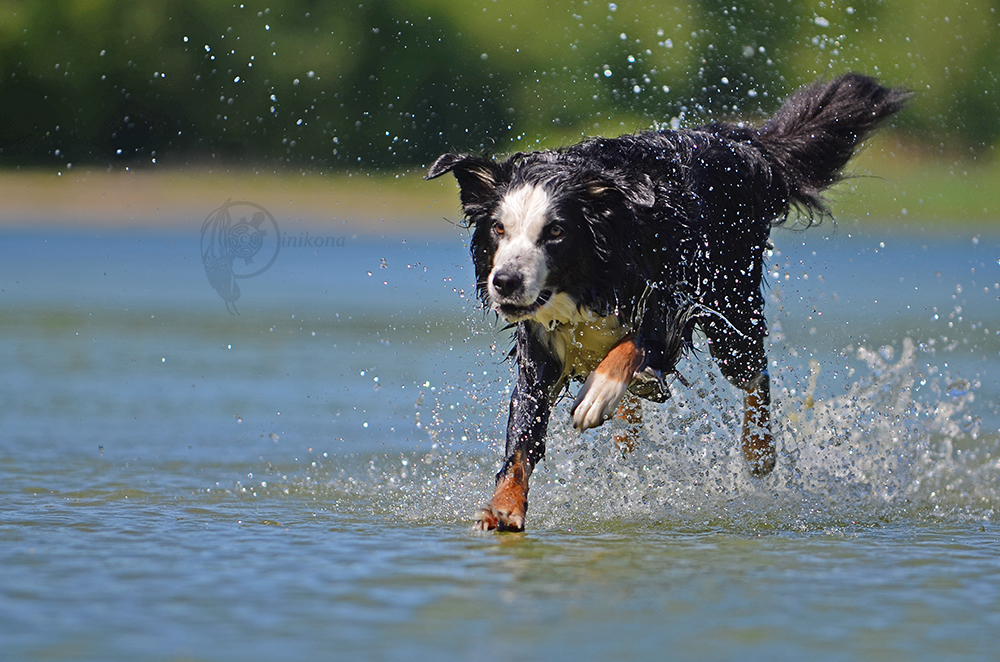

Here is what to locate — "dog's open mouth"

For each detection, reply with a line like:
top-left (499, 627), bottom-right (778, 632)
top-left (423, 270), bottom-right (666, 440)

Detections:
top-left (495, 290), bottom-right (552, 320)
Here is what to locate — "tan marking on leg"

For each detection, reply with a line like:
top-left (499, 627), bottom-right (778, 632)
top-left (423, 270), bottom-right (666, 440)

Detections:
top-left (742, 382), bottom-right (775, 477)
top-left (474, 452), bottom-right (529, 532)
top-left (593, 335), bottom-right (645, 380)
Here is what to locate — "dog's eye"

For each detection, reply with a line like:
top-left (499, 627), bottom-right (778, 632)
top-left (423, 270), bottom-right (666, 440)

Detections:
top-left (492, 221), bottom-right (505, 236)
top-left (547, 224), bottom-right (564, 239)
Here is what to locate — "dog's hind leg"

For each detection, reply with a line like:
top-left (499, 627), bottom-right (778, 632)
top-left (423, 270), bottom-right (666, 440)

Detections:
top-left (741, 370), bottom-right (775, 476)
top-left (704, 320), bottom-right (776, 477)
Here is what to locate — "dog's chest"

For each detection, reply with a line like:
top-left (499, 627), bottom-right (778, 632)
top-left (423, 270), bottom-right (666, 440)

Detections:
top-left (555, 320), bottom-right (627, 378)
top-left (533, 294), bottom-right (627, 379)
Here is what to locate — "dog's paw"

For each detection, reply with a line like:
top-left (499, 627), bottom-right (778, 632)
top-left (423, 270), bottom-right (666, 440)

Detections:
top-left (473, 504), bottom-right (525, 532)
top-left (475, 468), bottom-right (528, 532)
top-left (573, 335), bottom-right (646, 432)
top-left (743, 429), bottom-right (776, 477)
top-left (572, 370), bottom-right (630, 431)
top-left (473, 505), bottom-right (500, 531)
top-left (747, 450), bottom-right (776, 477)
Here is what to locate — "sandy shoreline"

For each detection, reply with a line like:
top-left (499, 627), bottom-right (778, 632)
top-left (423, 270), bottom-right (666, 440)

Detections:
top-left (0, 155), bottom-right (996, 233)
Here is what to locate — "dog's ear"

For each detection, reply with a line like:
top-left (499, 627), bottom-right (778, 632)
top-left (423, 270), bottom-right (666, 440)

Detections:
top-left (583, 179), bottom-right (618, 200)
top-left (584, 173), bottom-right (655, 208)
top-left (426, 153), bottom-right (503, 209)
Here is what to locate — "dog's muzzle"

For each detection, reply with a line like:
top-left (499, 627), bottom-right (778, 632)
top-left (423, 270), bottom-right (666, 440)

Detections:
top-left (491, 267), bottom-right (524, 300)
top-left (491, 285), bottom-right (552, 322)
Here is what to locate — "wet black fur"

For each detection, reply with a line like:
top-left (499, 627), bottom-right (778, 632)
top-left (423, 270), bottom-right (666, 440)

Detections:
top-left (427, 73), bottom-right (908, 482)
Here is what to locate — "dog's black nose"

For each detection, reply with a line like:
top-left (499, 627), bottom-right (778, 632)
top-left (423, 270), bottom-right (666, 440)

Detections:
top-left (491, 269), bottom-right (523, 298)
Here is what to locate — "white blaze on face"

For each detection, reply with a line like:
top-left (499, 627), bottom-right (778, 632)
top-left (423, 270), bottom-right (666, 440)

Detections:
top-left (489, 184), bottom-right (553, 307)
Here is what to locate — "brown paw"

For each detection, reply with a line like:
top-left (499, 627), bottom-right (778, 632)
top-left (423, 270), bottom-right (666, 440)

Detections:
top-left (473, 504), bottom-right (525, 532)
top-left (473, 504), bottom-right (500, 531)
top-left (614, 430), bottom-right (637, 455)
top-left (474, 466), bottom-right (529, 531)
top-left (745, 443), bottom-right (776, 477)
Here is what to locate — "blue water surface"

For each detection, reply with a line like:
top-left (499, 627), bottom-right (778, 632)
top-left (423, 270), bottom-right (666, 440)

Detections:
top-left (1, 220), bottom-right (998, 661)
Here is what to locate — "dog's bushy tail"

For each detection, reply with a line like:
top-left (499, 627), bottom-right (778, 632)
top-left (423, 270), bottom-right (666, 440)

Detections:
top-left (757, 73), bottom-right (910, 219)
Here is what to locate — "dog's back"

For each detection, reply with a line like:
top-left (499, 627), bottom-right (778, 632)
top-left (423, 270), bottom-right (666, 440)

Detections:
top-left (568, 73), bottom-right (909, 226)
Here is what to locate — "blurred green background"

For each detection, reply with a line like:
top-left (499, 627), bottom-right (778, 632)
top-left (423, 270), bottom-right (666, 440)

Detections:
top-left (1, 0), bottom-right (998, 222)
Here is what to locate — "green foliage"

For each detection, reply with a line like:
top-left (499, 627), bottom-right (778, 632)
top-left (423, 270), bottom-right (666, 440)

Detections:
top-left (1, 0), bottom-right (997, 168)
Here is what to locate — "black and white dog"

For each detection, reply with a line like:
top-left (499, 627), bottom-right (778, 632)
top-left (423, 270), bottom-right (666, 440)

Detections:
top-left (427, 73), bottom-right (907, 531)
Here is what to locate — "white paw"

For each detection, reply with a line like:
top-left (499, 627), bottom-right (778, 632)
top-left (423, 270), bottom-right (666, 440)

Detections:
top-left (572, 371), bottom-right (630, 431)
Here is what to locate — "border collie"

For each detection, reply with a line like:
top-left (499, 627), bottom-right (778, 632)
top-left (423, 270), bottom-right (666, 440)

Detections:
top-left (427, 73), bottom-right (908, 531)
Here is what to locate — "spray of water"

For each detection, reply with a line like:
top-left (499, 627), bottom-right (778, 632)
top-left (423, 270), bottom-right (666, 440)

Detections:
top-left (315, 323), bottom-right (993, 532)
top-left (276, 241), bottom-right (998, 530)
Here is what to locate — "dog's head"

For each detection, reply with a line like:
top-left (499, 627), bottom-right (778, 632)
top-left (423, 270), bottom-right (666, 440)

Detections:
top-left (428, 152), bottom-right (649, 324)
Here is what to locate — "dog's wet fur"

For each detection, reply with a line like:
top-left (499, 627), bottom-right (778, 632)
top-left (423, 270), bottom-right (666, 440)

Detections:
top-left (428, 73), bottom-right (908, 531)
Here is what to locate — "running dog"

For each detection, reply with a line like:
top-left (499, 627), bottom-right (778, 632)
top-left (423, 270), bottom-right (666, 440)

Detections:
top-left (427, 73), bottom-right (908, 531)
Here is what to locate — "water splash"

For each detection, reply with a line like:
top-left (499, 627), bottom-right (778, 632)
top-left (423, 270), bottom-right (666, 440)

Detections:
top-left (229, 263), bottom-right (997, 531)
top-left (337, 332), bottom-right (996, 531)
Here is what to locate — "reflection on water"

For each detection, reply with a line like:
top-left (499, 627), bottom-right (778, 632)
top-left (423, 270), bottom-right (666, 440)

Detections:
top-left (0, 223), bottom-right (998, 660)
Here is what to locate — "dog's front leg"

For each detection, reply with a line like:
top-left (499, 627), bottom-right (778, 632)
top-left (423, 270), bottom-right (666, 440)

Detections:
top-left (571, 335), bottom-right (648, 432)
top-left (741, 370), bottom-right (775, 477)
top-left (475, 323), bottom-right (561, 532)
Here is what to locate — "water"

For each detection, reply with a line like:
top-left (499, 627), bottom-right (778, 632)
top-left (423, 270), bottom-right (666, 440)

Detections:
top-left (1, 220), bottom-right (998, 661)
